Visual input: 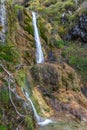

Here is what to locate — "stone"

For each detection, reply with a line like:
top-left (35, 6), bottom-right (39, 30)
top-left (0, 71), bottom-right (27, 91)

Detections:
top-left (30, 63), bottom-right (80, 92)
top-left (67, 14), bottom-right (87, 43)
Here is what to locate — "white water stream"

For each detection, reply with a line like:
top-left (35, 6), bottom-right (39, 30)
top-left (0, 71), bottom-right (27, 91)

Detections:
top-left (32, 12), bottom-right (44, 64)
top-left (31, 11), bottom-right (54, 126)
top-left (25, 91), bottom-right (53, 126)
top-left (0, 0), bottom-right (6, 43)
top-left (75, 0), bottom-right (78, 6)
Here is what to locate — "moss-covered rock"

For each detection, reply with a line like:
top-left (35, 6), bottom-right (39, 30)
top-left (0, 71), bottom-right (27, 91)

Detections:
top-left (30, 63), bottom-right (80, 92)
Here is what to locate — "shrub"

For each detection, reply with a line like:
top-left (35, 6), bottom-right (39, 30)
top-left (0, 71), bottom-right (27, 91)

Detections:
top-left (0, 45), bottom-right (19, 65)
top-left (63, 1), bottom-right (75, 11)
top-left (62, 43), bottom-right (87, 81)
top-left (54, 40), bottom-right (68, 48)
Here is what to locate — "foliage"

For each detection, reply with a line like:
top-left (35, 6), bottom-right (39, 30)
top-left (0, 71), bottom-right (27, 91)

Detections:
top-left (0, 88), bottom-right (9, 105)
top-left (29, 0), bottom-right (87, 38)
top-left (6, 2), bottom-right (17, 32)
top-left (63, 1), bottom-right (75, 11)
top-left (62, 43), bottom-right (87, 81)
top-left (0, 125), bottom-right (6, 130)
top-left (54, 40), bottom-right (68, 48)
top-left (25, 116), bottom-right (34, 130)
top-left (16, 69), bottom-right (26, 88)
top-left (14, 4), bottom-right (23, 11)
top-left (0, 45), bottom-right (19, 65)
top-left (24, 25), bottom-right (34, 35)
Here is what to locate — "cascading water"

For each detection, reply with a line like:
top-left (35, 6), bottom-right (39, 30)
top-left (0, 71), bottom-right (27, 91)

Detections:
top-left (24, 91), bottom-right (53, 127)
top-left (0, 0), bottom-right (6, 43)
top-left (75, 0), bottom-right (78, 6)
top-left (23, 11), bottom-right (53, 127)
top-left (32, 12), bottom-right (44, 64)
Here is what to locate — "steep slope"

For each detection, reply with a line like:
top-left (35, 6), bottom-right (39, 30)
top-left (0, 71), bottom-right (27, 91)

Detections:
top-left (0, 0), bottom-right (87, 130)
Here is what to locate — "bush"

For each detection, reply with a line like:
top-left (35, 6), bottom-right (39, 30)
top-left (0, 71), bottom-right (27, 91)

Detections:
top-left (54, 40), bottom-right (68, 48)
top-left (0, 45), bottom-right (19, 65)
top-left (63, 2), bottom-right (75, 11)
top-left (62, 43), bottom-right (87, 81)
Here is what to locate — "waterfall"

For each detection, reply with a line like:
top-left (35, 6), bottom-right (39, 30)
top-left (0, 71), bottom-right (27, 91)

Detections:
top-left (0, 0), bottom-right (6, 43)
top-left (24, 91), bottom-right (53, 126)
top-left (23, 11), bottom-right (54, 127)
top-left (74, 0), bottom-right (78, 6)
top-left (32, 12), bottom-right (44, 64)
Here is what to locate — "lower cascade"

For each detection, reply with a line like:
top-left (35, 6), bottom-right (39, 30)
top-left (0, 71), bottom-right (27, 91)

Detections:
top-left (32, 11), bottom-right (44, 64)
top-left (0, 0), bottom-right (6, 43)
top-left (24, 91), bottom-right (53, 126)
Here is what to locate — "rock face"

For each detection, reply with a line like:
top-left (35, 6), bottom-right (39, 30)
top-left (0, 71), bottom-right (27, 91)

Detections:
top-left (68, 14), bottom-right (87, 42)
top-left (30, 63), bottom-right (80, 92)
top-left (30, 63), bottom-right (87, 121)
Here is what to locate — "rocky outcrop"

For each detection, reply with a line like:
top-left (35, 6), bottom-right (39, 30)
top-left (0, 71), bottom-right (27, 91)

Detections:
top-left (29, 62), bottom-right (87, 121)
top-left (67, 13), bottom-right (87, 42)
top-left (30, 63), bottom-right (80, 92)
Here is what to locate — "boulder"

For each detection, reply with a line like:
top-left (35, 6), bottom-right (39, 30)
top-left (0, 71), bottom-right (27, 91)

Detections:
top-left (30, 63), bottom-right (80, 93)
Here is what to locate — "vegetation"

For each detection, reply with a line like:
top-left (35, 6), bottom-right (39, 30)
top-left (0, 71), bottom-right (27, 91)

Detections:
top-left (62, 43), bottom-right (87, 81)
top-left (0, 45), bottom-right (19, 65)
top-left (0, 88), bottom-right (9, 105)
top-left (0, 125), bottom-right (6, 130)
top-left (16, 69), bottom-right (26, 88)
top-left (54, 40), bottom-right (68, 48)
top-left (25, 116), bottom-right (34, 130)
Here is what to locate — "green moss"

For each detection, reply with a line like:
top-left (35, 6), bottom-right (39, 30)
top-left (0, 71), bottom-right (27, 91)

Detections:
top-left (14, 4), bottom-right (23, 11)
top-left (0, 125), bottom-right (6, 130)
top-left (0, 89), bottom-right (9, 105)
top-left (6, 2), bottom-right (17, 33)
top-left (16, 70), bottom-right (26, 88)
top-left (31, 96), bottom-right (41, 115)
top-left (0, 45), bottom-right (20, 65)
top-left (25, 115), bottom-right (34, 130)
top-left (24, 25), bottom-right (34, 35)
